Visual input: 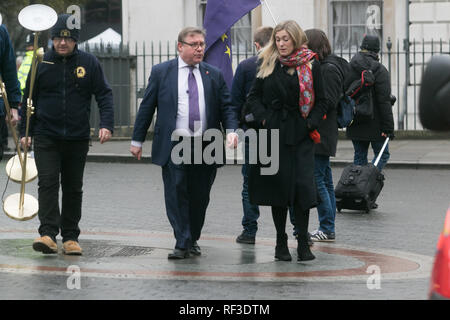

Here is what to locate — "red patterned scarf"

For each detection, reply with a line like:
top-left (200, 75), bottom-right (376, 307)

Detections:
top-left (279, 46), bottom-right (317, 119)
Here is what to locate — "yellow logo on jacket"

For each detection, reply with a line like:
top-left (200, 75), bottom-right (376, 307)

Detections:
top-left (76, 66), bottom-right (86, 78)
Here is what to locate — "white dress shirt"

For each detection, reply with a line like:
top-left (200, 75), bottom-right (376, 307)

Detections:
top-left (131, 57), bottom-right (207, 147)
top-left (176, 56), bottom-right (206, 137)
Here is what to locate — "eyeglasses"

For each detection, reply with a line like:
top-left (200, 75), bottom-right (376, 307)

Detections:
top-left (53, 37), bottom-right (75, 43)
top-left (181, 41), bottom-right (206, 49)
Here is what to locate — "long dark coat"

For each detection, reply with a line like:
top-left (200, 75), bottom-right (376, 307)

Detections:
top-left (315, 54), bottom-right (347, 157)
top-left (245, 60), bottom-right (328, 210)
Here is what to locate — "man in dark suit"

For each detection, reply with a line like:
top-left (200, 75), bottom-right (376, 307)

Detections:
top-left (130, 27), bottom-right (239, 259)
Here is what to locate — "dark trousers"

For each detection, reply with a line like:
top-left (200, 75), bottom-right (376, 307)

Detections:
top-left (0, 114), bottom-right (6, 160)
top-left (34, 136), bottom-right (89, 242)
top-left (0, 128), bottom-right (3, 161)
top-left (0, 114), bottom-right (7, 147)
top-left (241, 141), bottom-right (260, 236)
top-left (162, 156), bottom-right (217, 250)
top-left (313, 154), bottom-right (336, 234)
top-left (352, 140), bottom-right (390, 171)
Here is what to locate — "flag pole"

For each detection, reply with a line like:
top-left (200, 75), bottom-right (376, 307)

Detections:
top-left (261, 0), bottom-right (278, 25)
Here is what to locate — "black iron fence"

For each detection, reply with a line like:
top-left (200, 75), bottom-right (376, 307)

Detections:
top-left (84, 39), bottom-right (450, 136)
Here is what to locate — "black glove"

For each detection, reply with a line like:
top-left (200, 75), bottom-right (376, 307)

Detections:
top-left (306, 118), bottom-right (319, 131)
top-left (383, 131), bottom-right (395, 140)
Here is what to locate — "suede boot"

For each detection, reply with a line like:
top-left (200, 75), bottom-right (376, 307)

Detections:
top-left (297, 236), bottom-right (315, 261)
top-left (275, 233), bottom-right (292, 261)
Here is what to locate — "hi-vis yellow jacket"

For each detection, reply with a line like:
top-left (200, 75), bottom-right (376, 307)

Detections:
top-left (17, 50), bottom-right (33, 96)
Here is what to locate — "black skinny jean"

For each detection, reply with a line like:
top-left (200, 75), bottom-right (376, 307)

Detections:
top-left (33, 135), bottom-right (89, 243)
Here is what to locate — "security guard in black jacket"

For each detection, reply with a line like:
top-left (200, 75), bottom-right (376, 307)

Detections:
top-left (20, 14), bottom-right (114, 255)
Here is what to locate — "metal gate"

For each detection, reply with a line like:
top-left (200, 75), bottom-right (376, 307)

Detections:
top-left (86, 39), bottom-right (450, 136)
top-left (86, 44), bottom-right (136, 137)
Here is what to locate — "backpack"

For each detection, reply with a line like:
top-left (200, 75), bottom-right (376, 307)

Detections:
top-left (345, 65), bottom-right (378, 124)
top-left (325, 57), bottom-right (355, 129)
top-left (337, 95), bottom-right (356, 128)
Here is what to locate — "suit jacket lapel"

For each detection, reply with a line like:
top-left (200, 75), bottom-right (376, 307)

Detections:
top-left (199, 62), bottom-right (212, 127)
top-left (167, 59), bottom-right (178, 109)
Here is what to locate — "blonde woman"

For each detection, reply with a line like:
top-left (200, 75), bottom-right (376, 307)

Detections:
top-left (245, 20), bottom-right (327, 262)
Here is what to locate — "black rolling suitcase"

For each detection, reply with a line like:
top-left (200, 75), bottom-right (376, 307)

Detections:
top-left (335, 138), bottom-right (389, 213)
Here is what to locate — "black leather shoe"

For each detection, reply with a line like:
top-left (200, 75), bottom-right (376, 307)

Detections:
top-left (168, 248), bottom-right (190, 259)
top-left (190, 241), bottom-right (201, 256)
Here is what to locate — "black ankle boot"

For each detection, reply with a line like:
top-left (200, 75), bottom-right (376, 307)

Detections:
top-left (275, 233), bottom-right (292, 261)
top-left (297, 237), bottom-right (315, 261)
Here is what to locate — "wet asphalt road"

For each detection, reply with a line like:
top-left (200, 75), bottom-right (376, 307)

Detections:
top-left (0, 162), bottom-right (448, 300)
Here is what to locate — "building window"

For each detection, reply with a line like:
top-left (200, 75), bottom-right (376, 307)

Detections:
top-left (330, 0), bottom-right (383, 52)
top-left (198, 0), bottom-right (207, 27)
top-left (198, 0), bottom-right (252, 52)
top-left (231, 13), bottom-right (252, 52)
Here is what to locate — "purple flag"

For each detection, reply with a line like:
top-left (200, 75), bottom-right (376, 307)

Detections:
top-left (203, 0), bottom-right (261, 89)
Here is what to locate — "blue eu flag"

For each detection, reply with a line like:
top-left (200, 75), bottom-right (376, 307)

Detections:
top-left (203, 0), bottom-right (261, 89)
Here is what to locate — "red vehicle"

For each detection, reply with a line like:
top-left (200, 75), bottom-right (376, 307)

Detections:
top-left (429, 207), bottom-right (450, 299)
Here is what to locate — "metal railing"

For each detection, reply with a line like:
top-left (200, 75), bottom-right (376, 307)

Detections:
top-left (333, 38), bottom-right (450, 131)
top-left (85, 39), bottom-right (450, 136)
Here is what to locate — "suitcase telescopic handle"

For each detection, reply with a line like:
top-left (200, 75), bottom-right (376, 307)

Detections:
top-left (373, 137), bottom-right (390, 167)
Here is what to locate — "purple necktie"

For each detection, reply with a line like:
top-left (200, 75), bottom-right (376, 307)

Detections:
top-left (188, 66), bottom-right (200, 132)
